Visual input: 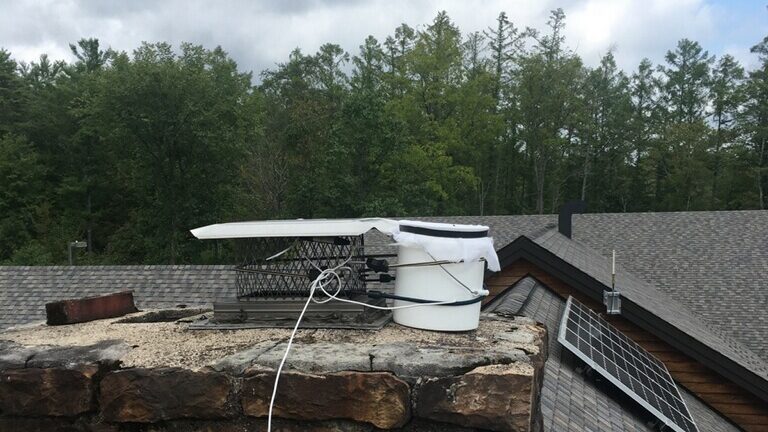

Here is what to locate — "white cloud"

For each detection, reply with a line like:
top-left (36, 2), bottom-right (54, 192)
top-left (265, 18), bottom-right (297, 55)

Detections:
top-left (0, 0), bottom-right (763, 76)
top-left (565, 0), bottom-right (717, 69)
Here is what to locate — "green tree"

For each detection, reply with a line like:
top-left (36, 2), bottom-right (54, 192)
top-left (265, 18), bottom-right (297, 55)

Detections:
top-left (18, 54), bottom-right (66, 88)
top-left (69, 38), bottom-right (114, 73)
top-left (629, 58), bottom-right (662, 210)
top-left (458, 32), bottom-right (505, 214)
top-left (0, 50), bottom-right (24, 135)
top-left (659, 39), bottom-right (712, 124)
top-left (408, 11), bottom-right (463, 122)
top-left (709, 55), bottom-right (744, 207)
top-left (484, 12), bottom-right (525, 104)
top-left (2, 14), bottom-right (766, 265)
top-left (344, 36), bottom-right (393, 215)
top-left (483, 13), bottom-right (530, 214)
top-left (260, 44), bottom-right (357, 218)
top-left (91, 43), bottom-right (254, 263)
top-left (517, 9), bottom-right (583, 213)
top-left (384, 24), bottom-right (415, 76)
top-left (0, 135), bottom-right (45, 261)
top-left (741, 37), bottom-right (768, 209)
top-left (656, 39), bottom-right (715, 210)
top-left (397, 11), bottom-right (482, 214)
top-left (577, 52), bottom-right (633, 211)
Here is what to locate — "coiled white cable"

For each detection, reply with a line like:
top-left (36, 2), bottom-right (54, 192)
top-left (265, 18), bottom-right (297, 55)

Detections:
top-left (267, 260), bottom-right (468, 431)
top-left (266, 253), bottom-right (485, 431)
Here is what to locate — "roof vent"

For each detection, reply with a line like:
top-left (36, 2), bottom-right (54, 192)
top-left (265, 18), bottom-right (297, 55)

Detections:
top-left (558, 200), bottom-right (586, 238)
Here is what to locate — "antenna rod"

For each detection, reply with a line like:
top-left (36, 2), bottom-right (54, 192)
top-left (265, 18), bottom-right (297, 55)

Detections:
top-left (611, 250), bottom-right (616, 291)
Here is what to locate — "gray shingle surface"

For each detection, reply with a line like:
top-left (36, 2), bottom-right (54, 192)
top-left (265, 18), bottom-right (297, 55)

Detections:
top-left (407, 211), bottom-right (768, 362)
top-left (531, 228), bottom-right (768, 383)
top-left (483, 276), bottom-right (536, 315)
top-left (489, 277), bottom-right (740, 432)
top-left (570, 211), bottom-right (768, 363)
top-left (0, 265), bottom-right (235, 328)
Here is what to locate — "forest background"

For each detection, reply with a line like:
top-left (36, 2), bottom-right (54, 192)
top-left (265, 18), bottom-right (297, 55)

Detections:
top-left (1, 9), bottom-right (766, 264)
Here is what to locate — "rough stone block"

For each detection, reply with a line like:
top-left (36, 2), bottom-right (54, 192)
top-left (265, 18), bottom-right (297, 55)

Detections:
top-left (242, 370), bottom-right (410, 429)
top-left (0, 417), bottom-right (77, 432)
top-left (0, 417), bottom-right (120, 432)
top-left (99, 368), bottom-right (233, 422)
top-left (46, 291), bottom-right (138, 325)
top-left (416, 363), bottom-right (538, 432)
top-left (144, 418), bottom-right (377, 432)
top-left (215, 341), bottom-right (373, 375)
top-left (0, 367), bottom-right (95, 416)
top-left (0, 339), bottom-right (129, 371)
top-left (369, 343), bottom-right (527, 377)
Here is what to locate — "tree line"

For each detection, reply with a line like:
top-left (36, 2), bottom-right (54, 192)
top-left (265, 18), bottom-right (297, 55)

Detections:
top-left (1, 9), bottom-right (766, 264)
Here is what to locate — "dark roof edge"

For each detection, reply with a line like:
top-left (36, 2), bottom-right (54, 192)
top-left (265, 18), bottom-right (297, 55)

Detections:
top-left (491, 235), bottom-right (768, 404)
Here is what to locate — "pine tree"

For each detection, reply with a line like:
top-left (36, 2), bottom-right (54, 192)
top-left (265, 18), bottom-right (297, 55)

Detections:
top-left (709, 55), bottom-right (744, 207)
top-left (741, 37), bottom-right (768, 209)
top-left (579, 52), bottom-right (633, 211)
top-left (0, 50), bottom-right (24, 136)
top-left (659, 39), bottom-right (712, 124)
top-left (657, 39), bottom-right (714, 210)
top-left (518, 9), bottom-right (582, 213)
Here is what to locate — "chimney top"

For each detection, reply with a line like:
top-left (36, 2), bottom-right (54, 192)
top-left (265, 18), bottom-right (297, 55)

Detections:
top-left (558, 200), bottom-right (587, 238)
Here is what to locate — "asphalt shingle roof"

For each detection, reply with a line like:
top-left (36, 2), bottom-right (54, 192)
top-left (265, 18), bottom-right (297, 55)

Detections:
top-left (0, 265), bottom-right (235, 329)
top-left (488, 277), bottom-right (740, 432)
top-left (410, 211), bottom-right (768, 362)
top-left (531, 227), bottom-right (768, 383)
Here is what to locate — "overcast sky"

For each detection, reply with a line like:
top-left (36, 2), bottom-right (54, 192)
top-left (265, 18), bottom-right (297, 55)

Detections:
top-left (1, 0), bottom-right (766, 77)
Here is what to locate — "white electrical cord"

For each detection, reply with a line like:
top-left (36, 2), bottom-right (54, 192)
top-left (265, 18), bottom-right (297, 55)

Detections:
top-left (266, 252), bottom-right (486, 431)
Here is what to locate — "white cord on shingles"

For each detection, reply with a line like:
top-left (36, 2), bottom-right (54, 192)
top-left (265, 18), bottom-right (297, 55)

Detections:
top-left (266, 252), bottom-right (479, 431)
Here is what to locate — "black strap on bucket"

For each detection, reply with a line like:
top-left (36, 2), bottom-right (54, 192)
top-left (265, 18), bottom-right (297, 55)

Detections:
top-left (399, 224), bottom-right (488, 238)
top-left (366, 290), bottom-right (484, 306)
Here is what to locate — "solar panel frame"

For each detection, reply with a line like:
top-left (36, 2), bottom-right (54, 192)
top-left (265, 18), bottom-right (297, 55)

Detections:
top-left (557, 296), bottom-right (700, 432)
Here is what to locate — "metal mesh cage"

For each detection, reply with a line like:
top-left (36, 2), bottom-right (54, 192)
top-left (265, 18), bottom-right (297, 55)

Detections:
top-left (234, 235), bottom-right (366, 299)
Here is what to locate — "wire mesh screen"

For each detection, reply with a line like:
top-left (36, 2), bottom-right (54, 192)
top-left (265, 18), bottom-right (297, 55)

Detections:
top-left (234, 235), bottom-right (366, 299)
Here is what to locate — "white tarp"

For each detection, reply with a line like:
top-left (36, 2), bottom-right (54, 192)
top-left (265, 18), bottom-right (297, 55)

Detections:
top-left (392, 220), bottom-right (501, 271)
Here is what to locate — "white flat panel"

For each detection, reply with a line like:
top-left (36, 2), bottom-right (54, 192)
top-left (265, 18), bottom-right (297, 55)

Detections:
top-left (190, 218), bottom-right (398, 239)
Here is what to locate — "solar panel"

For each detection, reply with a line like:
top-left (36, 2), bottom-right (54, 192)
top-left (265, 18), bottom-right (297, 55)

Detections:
top-left (557, 296), bottom-right (699, 432)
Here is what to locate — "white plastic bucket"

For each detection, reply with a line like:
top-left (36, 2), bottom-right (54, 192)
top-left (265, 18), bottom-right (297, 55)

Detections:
top-left (392, 221), bottom-right (489, 331)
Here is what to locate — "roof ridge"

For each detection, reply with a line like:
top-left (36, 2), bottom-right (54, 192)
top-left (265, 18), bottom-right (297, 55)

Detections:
top-left (574, 237), bottom-right (765, 362)
top-left (527, 224), bottom-right (558, 240)
top-left (534, 231), bottom-right (768, 384)
top-left (414, 209), bottom-right (767, 218)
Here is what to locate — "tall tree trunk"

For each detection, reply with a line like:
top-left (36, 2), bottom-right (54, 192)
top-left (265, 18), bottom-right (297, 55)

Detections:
top-left (711, 118), bottom-right (722, 209)
top-left (534, 157), bottom-right (546, 214)
top-left (492, 149), bottom-right (501, 214)
top-left (86, 190), bottom-right (92, 254)
top-left (478, 180), bottom-right (486, 216)
top-left (759, 138), bottom-right (766, 210)
top-left (550, 181), bottom-right (561, 213)
top-left (581, 141), bottom-right (590, 201)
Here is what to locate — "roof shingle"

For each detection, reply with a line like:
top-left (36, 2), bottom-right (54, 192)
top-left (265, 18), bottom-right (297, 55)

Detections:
top-left (488, 277), bottom-right (740, 432)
